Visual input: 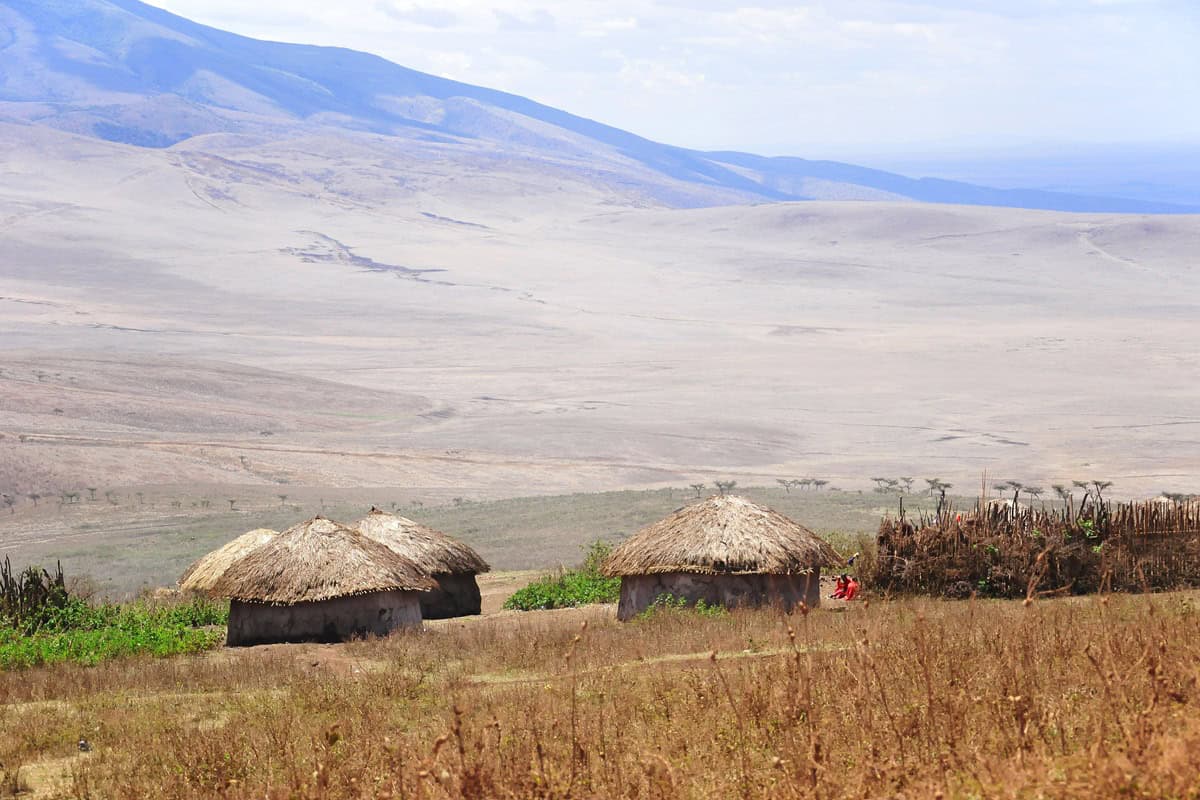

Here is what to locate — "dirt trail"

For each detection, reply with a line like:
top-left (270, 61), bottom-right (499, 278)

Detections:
top-left (19, 753), bottom-right (92, 799)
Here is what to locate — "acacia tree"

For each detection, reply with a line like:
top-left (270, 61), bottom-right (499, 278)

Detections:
top-left (27, 493), bottom-right (40, 507)
top-left (813, 479), bottom-right (828, 491)
top-left (689, 483), bottom-right (707, 498)
top-left (714, 480), bottom-right (737, 496)
top-left (777, 479), bottom-right (792, 493)
top-left (898, 476), bottom-right (914, 493)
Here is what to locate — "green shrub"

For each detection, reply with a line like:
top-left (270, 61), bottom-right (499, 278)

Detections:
top-left (636, 593), bottom-right (728, 621)
top-left (0, 559), bottom-right (229, 669)
top-left (503, 541), bottom-right (621, 611)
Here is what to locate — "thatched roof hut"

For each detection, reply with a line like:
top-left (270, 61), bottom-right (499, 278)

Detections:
top-left (210, 517), bottom-right (436, 646)
top-left (179, 529), bottom-right (277, 596)
top-left (353, 508), bottom-right (490, 618)
top-left (603, 495), bottom-right (842, 620)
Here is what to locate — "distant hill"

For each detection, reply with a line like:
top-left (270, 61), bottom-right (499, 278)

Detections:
top-left (0, 0), bottom-right (1195, 214)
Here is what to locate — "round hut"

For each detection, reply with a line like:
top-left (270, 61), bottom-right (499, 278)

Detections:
top-left (209, 517), bottom-right (436, 646)
top-left (353, 508), bottom-right (490, 618)
top-left (602, 495), bottom-right (842, 621)
top-left (179, 529), bottom-right (278, 596)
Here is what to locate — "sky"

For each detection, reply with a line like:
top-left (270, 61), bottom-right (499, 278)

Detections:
top-left (149, 0), bottom-right (1200, 160)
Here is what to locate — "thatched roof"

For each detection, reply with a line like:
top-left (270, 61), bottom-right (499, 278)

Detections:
top-left (602, 495), bottom-right (842, 577)
top-left (353, 509), bottom-right (490, 575)
top-left (208, 517), bottom-right (436, 605)
top-left (179, 528), bottom-right (277, 595)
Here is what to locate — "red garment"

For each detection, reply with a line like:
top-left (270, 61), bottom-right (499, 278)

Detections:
top-left (831, 576), bottom-right (849, 599)
top-left (844, 579), bottom-right (860, 601)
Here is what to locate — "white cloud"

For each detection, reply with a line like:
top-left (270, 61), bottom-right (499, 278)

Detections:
top-left (376, 3), bottom-right (459, 29)
top-left (494, 8), bottom-right (556, 32)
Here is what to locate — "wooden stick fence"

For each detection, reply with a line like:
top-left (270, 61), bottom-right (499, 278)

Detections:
top-left (873, 499), bottom-right (1200, 597)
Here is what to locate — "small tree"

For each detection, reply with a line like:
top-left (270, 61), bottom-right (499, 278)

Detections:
top-left (27, 493), bottom-right (40, 507)
top-left (86, 487), bottom-right (97, 502)
top-left (898, 476), bottom-right (914, 493)
top-left (689, 483), bottom-right (707, 498)
top-left (713, 480), bottom-right (737, 496)
top-left (227, 498), bottom-right (238, 511)
top-left (777, 478), bottom-right (792, 493)
top-left (2, 494), bottom-right (13, 514)
top-left (278, 494), bottom-right (288, 508)
top-left (813, 479), bottom-right (828, 491)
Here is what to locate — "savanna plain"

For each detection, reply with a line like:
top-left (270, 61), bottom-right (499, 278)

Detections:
top-left (4, 19), bottom-right (1200, 798)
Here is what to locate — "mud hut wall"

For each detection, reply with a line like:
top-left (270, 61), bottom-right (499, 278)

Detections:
top-left (420, 573), bottom-right (483, 619)
top-left (616, 570), bottom-right (819, 621)
top-left (226, 590), bottom-right (422, 646)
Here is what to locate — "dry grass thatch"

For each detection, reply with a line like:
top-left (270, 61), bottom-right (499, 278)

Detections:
top-left (354, 509), bottom-right (490, 576)
top-left (208, 517), bottom-right (436, 605)
top-left (602, 494), bottom-right (842, 577)
top-left (178, 529), bottom-right (277, 595)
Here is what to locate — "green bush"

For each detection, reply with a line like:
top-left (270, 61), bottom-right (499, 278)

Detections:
top-left (636, 593), bottom-right (728, 620)
top-left (503, 541), bottom-right (621, 611)
top-left (0, 559), bottom-right (229, 669)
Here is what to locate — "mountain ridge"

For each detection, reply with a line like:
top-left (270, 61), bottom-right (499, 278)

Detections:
top-left (0, 0), bottom-right (1195, 214)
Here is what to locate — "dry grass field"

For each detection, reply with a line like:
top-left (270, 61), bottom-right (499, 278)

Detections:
top-left (2, 591), bottom-right (1198, 799)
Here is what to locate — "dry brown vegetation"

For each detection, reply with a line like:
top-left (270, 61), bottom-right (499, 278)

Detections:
top-left (876, 499), bottom-right (1200, 598)
top-left (2, 591), bottom-right (1199, 799)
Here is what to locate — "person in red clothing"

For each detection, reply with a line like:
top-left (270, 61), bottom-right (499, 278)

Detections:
top-left (843, 575), bottom-right (860, 600)
top-left (831, 574), bottom-right (849, 599)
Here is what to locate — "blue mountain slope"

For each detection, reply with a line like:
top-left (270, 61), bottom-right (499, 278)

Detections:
top-left (1, 0), bottom-right (1195, 214)
top-left (706, 153), bottom-right (1196, 214)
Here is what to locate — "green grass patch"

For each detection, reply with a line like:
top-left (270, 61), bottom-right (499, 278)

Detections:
top-left (0, 621), bottom-right (225, 670)
top-left (503, 541), bottom-right (620, 611)
top-left (1, 562), bottom-right (229, 670)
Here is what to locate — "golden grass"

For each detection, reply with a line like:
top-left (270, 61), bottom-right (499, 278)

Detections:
top-left (2, 592), bottom-right (1199, 799)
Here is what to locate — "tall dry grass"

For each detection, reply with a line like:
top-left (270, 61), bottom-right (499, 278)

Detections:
top-left (1, 592), bottom-right (1198, 799)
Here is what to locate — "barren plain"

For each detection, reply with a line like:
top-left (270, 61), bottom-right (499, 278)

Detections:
top-left (2, 121), bottom-right (1199, 588)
